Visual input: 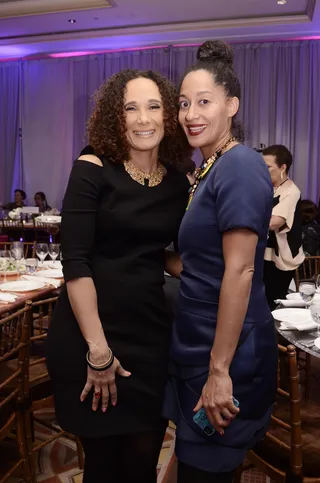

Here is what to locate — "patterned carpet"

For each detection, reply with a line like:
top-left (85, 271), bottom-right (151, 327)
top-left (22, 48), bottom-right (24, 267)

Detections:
top-left (5, 409), bottom-right (269, 483)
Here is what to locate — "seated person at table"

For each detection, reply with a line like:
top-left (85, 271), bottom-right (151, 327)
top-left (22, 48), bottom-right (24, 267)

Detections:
top-left (34, 191), bottom-right (52, 212)
top-left (3, 189), bottom-right (27, 210)
top-left (300, 200), bottom-right (320, 256)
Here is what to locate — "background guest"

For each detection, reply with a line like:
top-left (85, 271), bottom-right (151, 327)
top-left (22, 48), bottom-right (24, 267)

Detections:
top-left (263, 145), bottom-right (305, 308)
top-left (34, 191), bottom-right (51, 212)
top-left (3, 189), bottom-right (27, 210)
top-left (301, 199), bottom-right (320, 256)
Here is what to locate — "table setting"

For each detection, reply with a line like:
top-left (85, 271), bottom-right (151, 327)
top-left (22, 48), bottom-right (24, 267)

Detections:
top-left (0, 242), bottom-right (63, 310)
top-left (273, 279), bottom-right (320, 357)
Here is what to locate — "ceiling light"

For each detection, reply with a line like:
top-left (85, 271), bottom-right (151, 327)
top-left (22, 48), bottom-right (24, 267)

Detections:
top-left (68, 19), bottom-right (76, 23)
top-left (277, 0), bottom-right (287, 4)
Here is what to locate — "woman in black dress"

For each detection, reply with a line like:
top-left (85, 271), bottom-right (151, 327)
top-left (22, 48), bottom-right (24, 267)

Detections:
top-left (46, 69), bottom-right (190, 483)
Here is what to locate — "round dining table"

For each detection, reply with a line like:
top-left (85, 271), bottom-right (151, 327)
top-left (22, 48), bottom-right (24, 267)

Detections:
top-left (275, 317), bottom-right (320, 359)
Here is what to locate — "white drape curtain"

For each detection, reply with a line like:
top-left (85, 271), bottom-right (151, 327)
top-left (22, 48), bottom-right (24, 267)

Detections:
top-left (1, 41), bottom-right (320, 207)
top-left (0, 61), bottom-right (21, 205)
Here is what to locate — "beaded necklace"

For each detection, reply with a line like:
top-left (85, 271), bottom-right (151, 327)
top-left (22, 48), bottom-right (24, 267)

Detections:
top-left (186, 136), bottom-right (236, 210)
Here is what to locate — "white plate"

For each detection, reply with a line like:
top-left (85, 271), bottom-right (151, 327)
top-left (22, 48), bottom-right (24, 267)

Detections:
top-left (41, 261), bottom-right (62, 269)
top-left (314, 337), bottom-right (320, 349)
top-left (35, 215), bottom-right (61, 224)
top-left (35, 269), bottom-right (63, 279)
top-left (272, 308), bottom-right (312, 324)
top-left (287, 293), bottom-right (320, 302)
top-left (0, 280), bottom-right (46, 292)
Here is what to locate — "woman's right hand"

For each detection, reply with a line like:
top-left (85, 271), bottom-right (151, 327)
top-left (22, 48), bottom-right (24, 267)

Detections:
top-left (80, 351), bottom-right (131, 412)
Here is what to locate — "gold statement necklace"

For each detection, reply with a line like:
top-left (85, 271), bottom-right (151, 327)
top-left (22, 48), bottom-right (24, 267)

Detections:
top-left (187, 136), bottom-right (236, 210)
top-left (124, 160), bottom-right (166, 187)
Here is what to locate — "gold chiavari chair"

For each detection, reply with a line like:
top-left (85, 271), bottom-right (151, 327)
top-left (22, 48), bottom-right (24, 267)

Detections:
top-left (237, 344), bottom-right (320, 483)
top-left (23, 297), bottom-right (84, 480)
top-left (0, 303), bottom-right (32, 482)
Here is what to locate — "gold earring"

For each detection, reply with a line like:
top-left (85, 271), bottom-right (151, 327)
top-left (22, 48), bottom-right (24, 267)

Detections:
top-left (280, 172), bottom-right (284, 180)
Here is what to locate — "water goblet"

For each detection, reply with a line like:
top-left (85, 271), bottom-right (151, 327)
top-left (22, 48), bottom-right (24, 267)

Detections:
top-left (11, 241), bottom-right (24, 280)
top-left (36, 243), bottom-right (49, 266)
top-left (310, 301), bottom-right (320, 336)
top-left (25, 258), bottom-right (38, 276)
top-left (49, 243), bottom-right (60, 265)
top-left (299, 282), bottom-right (316, 308)
top-left (0, 250), bottom-right (10, 283)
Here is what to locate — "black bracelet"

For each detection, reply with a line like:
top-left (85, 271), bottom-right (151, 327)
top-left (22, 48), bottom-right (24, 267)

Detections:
top-left (86, 350), bottom-right (114, 372)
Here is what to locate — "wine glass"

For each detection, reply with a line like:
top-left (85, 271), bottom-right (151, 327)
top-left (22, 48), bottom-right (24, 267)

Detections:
top-left (310, 301), bottom-right (320, 336)
top-left (25, 258), bottom-right (38, 275)
top-left (299, 282), bottom-right (316, 308)
top-left (0, 250), bottom-right (11, 283)
top-left (36, 243), bottom-right (49, 266)
top-left (316, 275), bottom-right (320, 293)
top-left (11, 241), bottom-right (24, 280)
top-left (49, 243), bottom-right (60, 265)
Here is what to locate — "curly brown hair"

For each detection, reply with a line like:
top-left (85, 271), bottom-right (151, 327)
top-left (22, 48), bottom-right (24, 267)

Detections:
top-left (87, 69), bottom-right (192, 168)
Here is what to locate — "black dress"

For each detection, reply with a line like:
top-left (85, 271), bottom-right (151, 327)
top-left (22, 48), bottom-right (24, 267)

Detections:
top-left (46, 155), bottom-right (189, 438)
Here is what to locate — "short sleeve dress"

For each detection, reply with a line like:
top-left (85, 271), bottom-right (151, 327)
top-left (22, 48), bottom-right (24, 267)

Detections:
top-left (46, 153), bottom-right (189, 438)
top-left (163, 145), bottom-right (278, 473)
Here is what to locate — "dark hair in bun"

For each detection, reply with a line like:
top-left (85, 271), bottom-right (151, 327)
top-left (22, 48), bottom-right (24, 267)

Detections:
top-left (181, 40), bottom-right (244, 141)
top-left (197, 40), bottom-right (234, 66)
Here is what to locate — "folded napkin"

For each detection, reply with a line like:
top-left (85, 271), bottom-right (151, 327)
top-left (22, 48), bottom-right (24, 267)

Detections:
top-left (0, 293), bottom-right (18, 303)
top-left (279, 320), bottom-right (317, 331)
top-left (22, 275), bottom-right (61, 289)
top-left (275, 299), bottom-right (306, 308)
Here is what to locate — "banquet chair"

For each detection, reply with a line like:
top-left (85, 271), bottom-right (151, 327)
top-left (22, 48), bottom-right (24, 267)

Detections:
top-left (0, 304), bottom-right (32, 482)
top-left (0, 241), bottom-right (36, 258)
top-left (23, 297), bottom-right (84, 480)
top-left (295, 256), bottom-right (320, 286)
top-left (237, 344), bottom-right (320, 483)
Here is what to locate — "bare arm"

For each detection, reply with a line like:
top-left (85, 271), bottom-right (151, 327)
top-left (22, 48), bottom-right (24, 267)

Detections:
top-left (195, 228), bottom-right (258, 434)
top-left (209, 228), bottom-right (258, 374)
top-left (66, 278), bottom-right (108, 356)
top-left (269, 215), bottom-right (286, 232)
top-left (66, 155), bottom-right (109, 357)
top-left (164, 250), bottom-right (183, 278)
top-left (61, 154), bottom-right (130, 412)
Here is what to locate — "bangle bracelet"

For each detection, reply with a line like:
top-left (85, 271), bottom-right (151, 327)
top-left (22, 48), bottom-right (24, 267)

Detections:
top-left (86, 348), bottom-right (114, 371)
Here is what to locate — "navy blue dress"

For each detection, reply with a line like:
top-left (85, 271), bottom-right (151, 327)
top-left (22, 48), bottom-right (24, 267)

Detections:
top-left (163, 145), bottom-right (278, 472)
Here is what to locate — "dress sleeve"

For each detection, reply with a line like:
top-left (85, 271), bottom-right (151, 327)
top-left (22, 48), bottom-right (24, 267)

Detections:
top-left (272, 188), bottom-right (300, 231)
top-left (61, 160), bottom-right (104, 282)
top-left (214, 150), bottom-right (273, 235)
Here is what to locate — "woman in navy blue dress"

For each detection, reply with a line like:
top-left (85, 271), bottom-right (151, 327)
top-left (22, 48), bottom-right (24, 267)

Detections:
top-left (164, 40), bottom-right (278, 483)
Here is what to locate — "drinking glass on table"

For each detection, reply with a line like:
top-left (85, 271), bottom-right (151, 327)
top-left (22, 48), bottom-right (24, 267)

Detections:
top-left (0, 250), bottom-right (10, 283)
top-left (11, 242), bottom-right (24, 280)
top-left (49, 243), bottom-right (60, 265)
top-left (299, 282), bottom-right (316, 308)
top-left (310, 301), bottom-right (320, 336)
top-left (36, 243), bottom-right (49, 266)
top-left (25, 258), bottom-right (38, 275)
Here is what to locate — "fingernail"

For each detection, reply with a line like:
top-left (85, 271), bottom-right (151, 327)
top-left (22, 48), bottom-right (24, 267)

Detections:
top-left (112, 402), bottom-right (116, 407)
top-left (102, 408), bottom-right (106, 413)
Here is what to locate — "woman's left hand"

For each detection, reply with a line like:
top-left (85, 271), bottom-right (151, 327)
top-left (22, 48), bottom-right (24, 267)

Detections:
top-left (193, 371), bottom-right (240, 435)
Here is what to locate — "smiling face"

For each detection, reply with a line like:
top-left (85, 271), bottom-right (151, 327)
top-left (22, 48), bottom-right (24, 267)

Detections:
top-left (178, 69), bottom-right (239, 158)
top-left (124, 78), bottom-right (165, 156)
